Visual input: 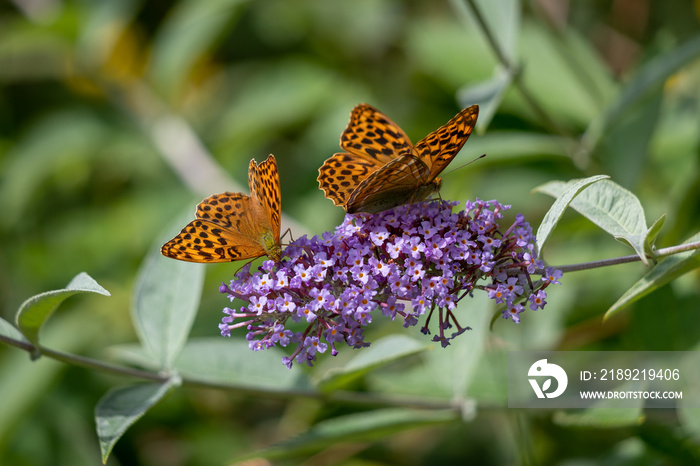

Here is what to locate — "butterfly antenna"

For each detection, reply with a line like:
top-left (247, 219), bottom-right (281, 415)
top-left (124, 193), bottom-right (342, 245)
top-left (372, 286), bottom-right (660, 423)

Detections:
top-left (442, 153), bottom-right (486, 178)
top-left (281, 228), bottom-right (316, 259)
top-left (282, 227), bottom-right (313, 256)
top-left (280, 227), bottom-right (294, 243)
top-left (279, 228), bottom-right (306, 259)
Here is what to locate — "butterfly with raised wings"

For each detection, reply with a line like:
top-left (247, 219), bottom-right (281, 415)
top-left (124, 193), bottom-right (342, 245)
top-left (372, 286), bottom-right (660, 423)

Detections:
top-left (161, 154), bottom-right (282, 263)
top-left (317, 103), bottom-right (479, 214)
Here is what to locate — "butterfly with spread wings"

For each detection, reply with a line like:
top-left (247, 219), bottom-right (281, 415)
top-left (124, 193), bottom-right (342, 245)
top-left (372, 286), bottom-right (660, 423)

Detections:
top-left (161, 154), bottom-right (282, 263)
top-left (317, 104), bottom-right (479, 214)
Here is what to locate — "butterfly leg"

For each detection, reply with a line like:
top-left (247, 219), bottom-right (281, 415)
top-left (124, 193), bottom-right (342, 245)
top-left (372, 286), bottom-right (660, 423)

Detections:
top-left (233, 258), bottom-right (259, 276)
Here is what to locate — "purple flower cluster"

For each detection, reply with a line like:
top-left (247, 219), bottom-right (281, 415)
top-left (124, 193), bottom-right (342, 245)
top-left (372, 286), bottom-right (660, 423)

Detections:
top-left (219, 200), bottom-right (562, 368)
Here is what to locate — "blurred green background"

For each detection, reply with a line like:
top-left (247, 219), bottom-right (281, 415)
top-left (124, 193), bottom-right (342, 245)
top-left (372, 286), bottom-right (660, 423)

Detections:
top-left (2, 0), bottom-right (700, 464)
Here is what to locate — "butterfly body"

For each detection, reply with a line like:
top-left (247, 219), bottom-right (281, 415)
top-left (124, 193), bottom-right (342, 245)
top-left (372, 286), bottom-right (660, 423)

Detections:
top-left (161, 155), bottom-right (282, 263)
top-left (344, 154), bottom-right (441, 214)
top-left (318, 104), bottom-right (478, 214)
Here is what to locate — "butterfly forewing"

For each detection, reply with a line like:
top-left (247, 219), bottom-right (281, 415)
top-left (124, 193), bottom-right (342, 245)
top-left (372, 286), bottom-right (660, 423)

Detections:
top-left (415, 105), bottom-right (479, 179)
top-left (340, 104), bottom-right (413, 162)
top-left (249, 155), bottom-right (282, 244)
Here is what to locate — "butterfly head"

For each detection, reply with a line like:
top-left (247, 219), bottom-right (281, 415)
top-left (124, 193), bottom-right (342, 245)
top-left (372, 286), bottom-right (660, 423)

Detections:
top-left (259, 231), bottom-right (282, 262)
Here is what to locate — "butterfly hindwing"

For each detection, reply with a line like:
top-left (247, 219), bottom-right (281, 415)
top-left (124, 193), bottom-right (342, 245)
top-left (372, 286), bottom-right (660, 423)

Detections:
top-left (160, 217), bottom-right (267, 263)
top-left (317, 152), bottom-right (383, 207)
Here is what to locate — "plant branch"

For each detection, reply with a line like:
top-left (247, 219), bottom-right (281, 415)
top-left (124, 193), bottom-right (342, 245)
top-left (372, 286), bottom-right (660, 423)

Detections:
top-left (0, 333), bottom-right (464, 410)
top-left (550, 241), bottom-right (700, 273)
top-left (0, 334), bottom-right (168, 381)
top-left (461, 0), bottom-right (570, 136)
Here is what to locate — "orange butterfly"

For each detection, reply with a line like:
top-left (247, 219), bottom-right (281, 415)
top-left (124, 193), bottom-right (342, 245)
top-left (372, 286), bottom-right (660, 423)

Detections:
top-left (161, 154), bottom-right (282, 263)
top-left (317, 104), bottom-right (479, 214)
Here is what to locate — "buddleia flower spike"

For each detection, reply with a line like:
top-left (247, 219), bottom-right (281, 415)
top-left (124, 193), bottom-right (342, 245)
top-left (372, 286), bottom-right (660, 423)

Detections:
top-left (219, 199), bottom-right (562, 368)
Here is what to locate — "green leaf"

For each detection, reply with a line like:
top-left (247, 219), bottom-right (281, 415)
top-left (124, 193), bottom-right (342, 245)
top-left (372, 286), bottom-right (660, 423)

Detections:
top-left (604, 231), bottom-right (700, 320)
top-left (458, 67), bottom-right (513, 130)
top-left (553, 406), bottom-right (645, 428)
top-left (535, 178), bottom-right (650, 264)
top-left (465, 131), bottom-right (572, 161)
top-left (677, 349), bottom-right (700, 440)
top-left (366, 293), bottom-right (492, 403)
top-left (604, 36), bottom-right (700, 128)
top-left (450, 0), bottom-right (519, 130)
top-left (317, 335), bottom-right (430, 392)
top-left (595, 90), bottom-right (663, 188)
top-left (149, 0), bottom-right (249, 98)
top-left (15, 272), bottom-right (110, 348)
top-left (132, 248), bottom-right (204, 370)
top-left (0, 110), bottom-right (107, 228)
top-left (174, 338), bottom-right (311, 393)
top-left (534, 175), bottom-right (610, 257)
top-left (453, 0), bottom-right (521, 64)
top-left (404, 16), bottom-right (498, 91)
top-left (0, 316), bottom-right (28, 344)
top-left (95, 380), bottom-right (177, 463)
top-left (515, 24), bottom-right (614, 126)
top-left (78, 0), bottom-right (141, 64)
top-left (637, 422), bottom-right (700, 464)
top-left (576, 34), bottom-right (700, 166)
top-left (233, 408), bottom-right (458, 462)
top-left (679, 403), bottom-right (700, 442)
top-left (554, 379), bottom-right (645, 428)
top-left (428, 293), bottom-right (493, 404)
top-left (0, 311), bottom-right (100, 439)
top-left (0, 22), bottom-right (72, 81)
top-left (464, 349), bottom-right (509, 406)
top-left (105, 343), bottom-right (161, 370)
top-left (644, 214), bottom-right (666, 254)
top-left (213, 59), bottom-right (338, 158)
